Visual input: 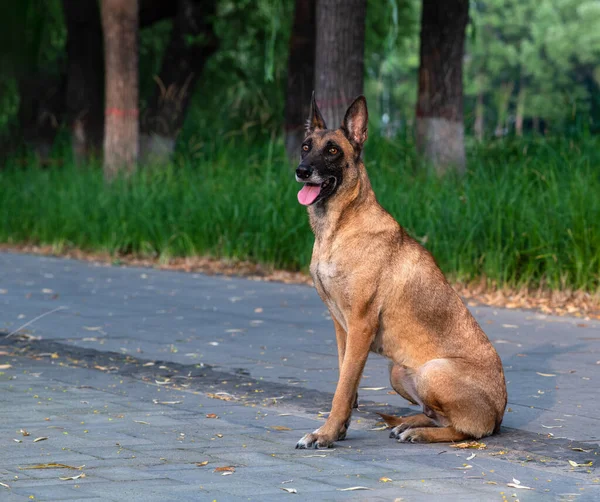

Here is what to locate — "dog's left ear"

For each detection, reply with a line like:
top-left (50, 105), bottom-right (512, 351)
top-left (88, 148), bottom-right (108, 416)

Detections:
top-left (342, 96), bottom-right (368, 153)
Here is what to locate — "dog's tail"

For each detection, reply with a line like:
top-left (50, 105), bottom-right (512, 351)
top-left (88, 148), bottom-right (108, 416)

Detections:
top-left (376, 412), bottom-right (404, 427)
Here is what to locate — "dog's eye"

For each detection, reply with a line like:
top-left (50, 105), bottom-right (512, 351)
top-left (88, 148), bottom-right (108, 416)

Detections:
top-left (302, 145), bottom-right (309, 152)
top-left (328, 147), bottom-right (338, 155)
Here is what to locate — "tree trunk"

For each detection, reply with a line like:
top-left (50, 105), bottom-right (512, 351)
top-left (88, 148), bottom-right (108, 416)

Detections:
top-left (314, 0), bottom-right (366, 129)
top-left (17, 74), bottom-right (65, 162)
top-left (515, 86), bottom-right (525, 137)
top-left (416, 0), bottom-right (469, 174)
top-left (140, 0), bottom-right (218, 163)
top-left (101, 0), bottom-right (139, 180)
top-left (494, 81), bottom-right (513, 137)
top-left (284, 0), bottom-right (316, 162)
top-left (474, 91), bottom-right (484, 142)
top-left (63, 0), bottom-right (105, 162)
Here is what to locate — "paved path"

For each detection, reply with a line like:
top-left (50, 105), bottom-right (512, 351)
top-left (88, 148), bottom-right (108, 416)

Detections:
top-left (0, 252), bottom-right (599, 501)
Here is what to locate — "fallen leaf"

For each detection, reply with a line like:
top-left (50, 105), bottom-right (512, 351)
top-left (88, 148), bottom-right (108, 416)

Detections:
top-left (541, 425), bottom-right (563, 429)
top-left (195, 461), bottom-right (209, 467)
top-left (0, 482), bottom-right (9, 488)
top-left (214, 466), bottom-right (235, 473)
top-left (142, 362), bottom-right (155, 367)
top-left (133, 420), bottom-right (149, 425)
top-left (507, 483), bottom-right (533, 490)
top-left (336, 486), bottom-right (371, 491)
top-left (0, 364), bottom-right (12, 370)
top-left (571, 448), bottom-right (592, 452)
top-left (379, 477), bottom-right (392, 483)
top-left (20, 429), bottom-right (30, 436)
top-left (450, 441), bottom-right (487, 450)
top-left (370, 426), bottom-right (388, 431)
top-left (155, 379), bottom-right (171, 385)
top-left (569, 460), bottom-right (593, 467)
top-left (19, 463), bottom-right (84, 470)
top-left (83, 326), bottom-right (103, 331)
top-left (466, 453), bottom-right (476, 460)
top-left (152, 399), bottom-right (182, 405)
top-left (206, 414), bottom-right (218, 419)
top-left (206, 392), bottom-right (236, 401)
top-left (215, 434), bottom-right (223, 438)
top-left (301, 454), bottom-right (327, 458)
top-left (33, 437), bottom-right (48, 442)
top-left (502, 324), bottom-right (518, 328)
top-left (270, 426), bottom-right (291, 431)
top-left (13, 439), bottom-right (22, 443)
top-left (281, 488), bottom-right (297, 494)
top-left (59, 473), bottom-right (85, 481)
top-left (536, 372), bottom-right (556, 377)
top-left (454, 465), bottom-right (473, 469)
top-left (360, 387), bottom-right (386, 391)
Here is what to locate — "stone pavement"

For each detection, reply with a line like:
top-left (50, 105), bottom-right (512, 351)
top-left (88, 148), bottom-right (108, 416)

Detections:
top-left (0, 251), bottom-right (598, 501)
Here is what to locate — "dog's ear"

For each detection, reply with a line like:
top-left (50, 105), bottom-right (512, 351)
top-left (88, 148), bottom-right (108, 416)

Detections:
top-left (342, 95), bottom-right (368, 153)
top-left (306, 91), bottom-right (327, 134)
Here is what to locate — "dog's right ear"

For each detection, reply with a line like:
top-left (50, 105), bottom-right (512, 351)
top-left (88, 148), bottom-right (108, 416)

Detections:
top-left (306, 91), bottom-right (327, 134)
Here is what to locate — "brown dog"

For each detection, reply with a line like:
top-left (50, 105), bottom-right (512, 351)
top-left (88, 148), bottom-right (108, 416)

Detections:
top-left (294, 94), bottom-right (507, 449)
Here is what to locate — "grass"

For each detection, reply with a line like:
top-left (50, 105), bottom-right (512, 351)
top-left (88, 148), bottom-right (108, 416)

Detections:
top-left (1, 133), bottom-right (599, 293)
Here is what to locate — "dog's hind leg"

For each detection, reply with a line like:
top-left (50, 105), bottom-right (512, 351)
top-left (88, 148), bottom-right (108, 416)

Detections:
top-left (400, 358), bottom-right (502, 443)
top-left (388, 363), bottom-right (419, 405)
top-left (387, 413), bottom-right (437, 439)
top-left (384, 363), bottom-right (439, 438)
top-left (398, 426), bottom-right (471, 443)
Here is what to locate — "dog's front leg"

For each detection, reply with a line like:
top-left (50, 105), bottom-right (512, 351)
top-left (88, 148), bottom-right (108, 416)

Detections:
top-left (331, 317), bottom-right (358, 439)
top-left (296, 320), bottom-right (375, 449)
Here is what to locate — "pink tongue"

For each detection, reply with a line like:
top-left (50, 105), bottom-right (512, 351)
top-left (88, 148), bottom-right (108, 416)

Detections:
top-left (297, 184), bottom-right (321, 206)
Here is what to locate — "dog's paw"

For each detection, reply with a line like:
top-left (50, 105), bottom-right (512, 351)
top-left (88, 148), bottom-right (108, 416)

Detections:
top-left (388, 423), bottom-right (410, 439)
top-left (398, 428), bottom-right (426, 443)
top-left (295, 429), bottom-right (336, 449)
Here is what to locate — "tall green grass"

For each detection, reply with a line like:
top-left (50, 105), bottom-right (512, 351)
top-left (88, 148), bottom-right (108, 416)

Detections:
top-left (1, 134), bottom-right (599, 292)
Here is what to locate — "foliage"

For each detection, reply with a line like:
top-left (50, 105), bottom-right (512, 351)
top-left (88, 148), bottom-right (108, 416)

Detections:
top-left (0, 0), bottom-right (66, 137)
top-left (1, 135), bottom-right (598, 292)
top-left (2, 0), bottom-right (600, 139)
top-left (465, 0), bottom-right (600, 134)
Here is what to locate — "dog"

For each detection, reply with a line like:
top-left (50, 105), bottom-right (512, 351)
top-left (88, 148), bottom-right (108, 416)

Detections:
top-left (294, 93), bottom-right (507, 448)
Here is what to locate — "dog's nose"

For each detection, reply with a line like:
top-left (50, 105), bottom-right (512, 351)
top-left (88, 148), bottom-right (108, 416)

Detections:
top-left (296, 165), bottom-right (313, 179)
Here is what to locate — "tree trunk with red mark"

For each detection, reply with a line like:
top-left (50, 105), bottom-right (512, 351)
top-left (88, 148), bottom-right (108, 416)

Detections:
top-left (314, 0), bottom-right (366, 129)
top-left (101, 0), bottom-right (139, 180)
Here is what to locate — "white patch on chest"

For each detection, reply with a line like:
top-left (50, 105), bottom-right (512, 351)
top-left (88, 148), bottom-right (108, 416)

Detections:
top-left (311, 261), bottom-right (347, 331)
top-left (316, 262), bottom-right (338, 279)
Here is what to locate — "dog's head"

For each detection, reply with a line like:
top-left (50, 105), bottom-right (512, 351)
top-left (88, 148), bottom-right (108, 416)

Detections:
top-left (295, 93), bottom-right (368, 206)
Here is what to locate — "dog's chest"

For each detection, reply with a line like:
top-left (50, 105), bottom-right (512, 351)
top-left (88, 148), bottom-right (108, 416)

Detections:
top-left (311, 260), bottom-right (349, 328)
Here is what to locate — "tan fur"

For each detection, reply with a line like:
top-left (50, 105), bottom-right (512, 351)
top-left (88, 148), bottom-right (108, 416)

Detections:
top-left (296, 98), bottom-right (507, 448)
